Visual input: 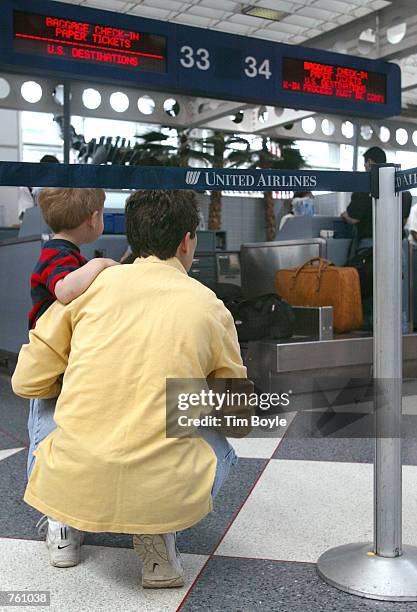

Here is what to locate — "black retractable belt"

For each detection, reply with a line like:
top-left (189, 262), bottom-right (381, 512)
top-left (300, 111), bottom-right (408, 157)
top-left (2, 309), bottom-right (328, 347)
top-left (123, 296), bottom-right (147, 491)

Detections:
top-left (0, 161), bottom-right (372, 192)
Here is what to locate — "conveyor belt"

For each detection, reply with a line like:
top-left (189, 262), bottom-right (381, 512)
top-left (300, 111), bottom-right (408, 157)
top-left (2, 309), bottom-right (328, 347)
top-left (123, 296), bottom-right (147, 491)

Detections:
top-left (244, 334), bottom-right (417, 409)
top-left (246, 333), bottom-right (417, 375)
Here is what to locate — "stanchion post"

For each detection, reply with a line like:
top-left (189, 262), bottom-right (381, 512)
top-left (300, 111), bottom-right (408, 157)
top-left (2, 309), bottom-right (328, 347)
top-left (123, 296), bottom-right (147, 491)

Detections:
top-left (373, 165), bottom-right (402, 558)
top-left (317, 164), bottom-right (417, 601)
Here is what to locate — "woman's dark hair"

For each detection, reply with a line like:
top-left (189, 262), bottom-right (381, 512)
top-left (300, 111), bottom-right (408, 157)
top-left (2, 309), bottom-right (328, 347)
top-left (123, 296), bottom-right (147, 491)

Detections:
top-left (40, 155), bottom-right (60, 164)
top-left (125, 190), bottom-right (200, 259)
top-left (293, 191), bottom-right (313, 199)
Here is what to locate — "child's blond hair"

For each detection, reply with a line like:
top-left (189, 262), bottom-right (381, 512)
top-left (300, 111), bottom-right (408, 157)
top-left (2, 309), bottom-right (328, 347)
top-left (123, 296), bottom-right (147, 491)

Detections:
top-left (38, 188), bottom-right (105, 233)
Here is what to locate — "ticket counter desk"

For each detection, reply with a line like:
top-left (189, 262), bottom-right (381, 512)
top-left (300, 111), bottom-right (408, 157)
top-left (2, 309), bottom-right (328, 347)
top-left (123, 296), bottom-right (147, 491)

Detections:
top-left (239, 237), bottom-right (417, 407)
top-left (276, 214), bottom-right (353, 266)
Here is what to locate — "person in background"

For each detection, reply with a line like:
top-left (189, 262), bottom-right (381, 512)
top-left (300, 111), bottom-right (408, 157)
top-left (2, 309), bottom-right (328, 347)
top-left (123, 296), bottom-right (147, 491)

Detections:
top-left (402, 191), bottom-right (413, 236)
top-left (341, 147), bottom-right (411, 246)
top-left (406, 197), bottom-right (417, 243)
top-left (341, 147), bottom-right (386, 248)
top-left (26, 187), bottom-right (119, 568)
top-left (341, 147), bottom-right (412, 330)
top-left (279, 191), bottom-right (315, 231)
top-left (18, 155), bottom-right (61, 220)
top-left (31, 155), bottom-right (61, 206)
top-left (38, 155), bottom-right (60, 164)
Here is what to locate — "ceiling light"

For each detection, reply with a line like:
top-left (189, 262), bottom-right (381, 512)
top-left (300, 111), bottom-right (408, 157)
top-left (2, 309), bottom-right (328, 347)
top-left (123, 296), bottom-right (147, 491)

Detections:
top-left (387, 17), bottom-right (407, 45)
top-left (241, 5), bottom-right (289, 21)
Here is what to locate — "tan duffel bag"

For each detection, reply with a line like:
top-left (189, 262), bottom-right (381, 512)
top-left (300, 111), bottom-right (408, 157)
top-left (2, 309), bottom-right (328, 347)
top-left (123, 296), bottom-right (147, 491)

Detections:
top-left (275, 257), bottom-right (363, 333)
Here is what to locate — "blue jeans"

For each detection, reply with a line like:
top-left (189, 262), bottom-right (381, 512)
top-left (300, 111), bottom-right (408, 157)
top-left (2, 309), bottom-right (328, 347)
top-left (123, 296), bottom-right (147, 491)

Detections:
top-left (198, 426), bottom-right (238, 498)
top-left (27, 399), bottom-right (238, 498)
top-left (27, 398), bottom-right (56, 479)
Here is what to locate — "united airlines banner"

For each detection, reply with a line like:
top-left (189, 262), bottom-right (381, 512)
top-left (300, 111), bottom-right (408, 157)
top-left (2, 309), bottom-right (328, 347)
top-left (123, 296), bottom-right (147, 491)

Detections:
top-left (0, 162), bottom-right (371, 193)
top-left (396, 167), bottom-right (417, 192)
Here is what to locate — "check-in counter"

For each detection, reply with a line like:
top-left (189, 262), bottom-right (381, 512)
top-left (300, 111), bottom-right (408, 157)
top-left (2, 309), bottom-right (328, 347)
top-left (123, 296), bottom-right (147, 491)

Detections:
top-left (276, 215), bottom-right (353, 266)
top-left (241, 238), bottom-right (417, 360)
top-left (241, 238), bottom-right (326, 299)
top-left (238, 235), bottom-right (417, 400)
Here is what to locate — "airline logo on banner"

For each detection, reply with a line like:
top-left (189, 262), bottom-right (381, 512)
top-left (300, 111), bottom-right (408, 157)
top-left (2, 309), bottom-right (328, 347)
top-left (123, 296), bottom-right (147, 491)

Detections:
top-left (185, 171), bottom-right (201, 186)
top-left (185, 170), bottom-right (318, 189)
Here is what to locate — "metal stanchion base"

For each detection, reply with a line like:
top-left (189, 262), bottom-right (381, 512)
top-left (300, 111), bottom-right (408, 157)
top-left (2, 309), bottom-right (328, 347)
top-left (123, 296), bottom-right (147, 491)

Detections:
top-left (317, 542), bottom-right (417, 601)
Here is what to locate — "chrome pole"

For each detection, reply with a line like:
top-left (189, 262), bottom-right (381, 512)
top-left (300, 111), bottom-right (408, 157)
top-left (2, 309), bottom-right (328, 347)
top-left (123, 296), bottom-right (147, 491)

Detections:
top-left (317, 165), bottom-right (417, 601)
top-left (373, 165), bottom-right (402, 557)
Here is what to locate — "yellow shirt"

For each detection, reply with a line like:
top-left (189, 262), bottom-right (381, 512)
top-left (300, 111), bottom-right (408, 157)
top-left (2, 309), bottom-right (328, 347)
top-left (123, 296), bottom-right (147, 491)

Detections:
top-left (12, 256), bottom-right (247, 534)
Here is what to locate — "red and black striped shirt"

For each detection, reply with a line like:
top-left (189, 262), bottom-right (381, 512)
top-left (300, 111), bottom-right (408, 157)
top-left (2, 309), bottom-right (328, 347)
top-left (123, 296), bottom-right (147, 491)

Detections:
top-left (28, 239), bottom-right (87, 329)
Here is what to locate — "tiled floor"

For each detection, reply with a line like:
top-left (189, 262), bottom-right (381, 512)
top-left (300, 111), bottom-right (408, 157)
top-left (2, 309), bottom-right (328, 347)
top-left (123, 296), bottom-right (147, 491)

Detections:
top-left (2, 368), bottom-right (417, 612)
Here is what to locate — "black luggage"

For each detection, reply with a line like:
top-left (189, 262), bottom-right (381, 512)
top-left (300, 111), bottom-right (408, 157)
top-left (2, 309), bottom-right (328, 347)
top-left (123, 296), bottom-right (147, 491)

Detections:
top-left (225, 293), bottom-right (295, 342)
top-left (347, 248), bottom-right (373, 299)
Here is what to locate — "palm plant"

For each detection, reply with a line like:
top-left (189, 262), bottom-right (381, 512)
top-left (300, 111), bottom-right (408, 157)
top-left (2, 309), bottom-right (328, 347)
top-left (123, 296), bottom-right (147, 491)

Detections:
top-left (168, 128), bottom-right (214, 168)
top-left (200, 131), bottom-right (251, 230)
top-left (132, 127), bottom-right (213, 167)
top-left (129, 129), bottom-right (177, 166)
top-left (228, 137), bottom-right (305, 241)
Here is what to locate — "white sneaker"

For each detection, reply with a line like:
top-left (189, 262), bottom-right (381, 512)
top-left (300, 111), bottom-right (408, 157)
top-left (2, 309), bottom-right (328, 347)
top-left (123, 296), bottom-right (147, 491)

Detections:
top-left (133, 533), bottom-right (184, 588)
top-left (36, 516), bottom-right (83, 568)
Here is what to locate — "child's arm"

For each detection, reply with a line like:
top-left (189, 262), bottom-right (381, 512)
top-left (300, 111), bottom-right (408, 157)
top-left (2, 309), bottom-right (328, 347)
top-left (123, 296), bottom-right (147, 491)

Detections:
top-left (54, 258), bottom-right (119, 305)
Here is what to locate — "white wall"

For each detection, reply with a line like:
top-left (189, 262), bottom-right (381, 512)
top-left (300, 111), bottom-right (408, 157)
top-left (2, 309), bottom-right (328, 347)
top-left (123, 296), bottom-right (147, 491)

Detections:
top-left (0, 109), bottom-right (20, 226)
top-left (199, 194), bottom-right (272, 248)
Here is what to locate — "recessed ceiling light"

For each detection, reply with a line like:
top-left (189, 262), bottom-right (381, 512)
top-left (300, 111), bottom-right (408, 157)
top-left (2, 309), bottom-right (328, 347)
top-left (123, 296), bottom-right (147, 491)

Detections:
top-left (241, 5), bottom-right (289, 21)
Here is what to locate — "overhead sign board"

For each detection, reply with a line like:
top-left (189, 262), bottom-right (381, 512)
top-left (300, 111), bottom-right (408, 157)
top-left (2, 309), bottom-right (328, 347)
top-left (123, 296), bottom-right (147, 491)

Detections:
top-left (281, 57), bottom-right (387, 105)
top-left (13, 11), bottom-right (167, 74)
top-left (0, 0), bottom-right (401, 118)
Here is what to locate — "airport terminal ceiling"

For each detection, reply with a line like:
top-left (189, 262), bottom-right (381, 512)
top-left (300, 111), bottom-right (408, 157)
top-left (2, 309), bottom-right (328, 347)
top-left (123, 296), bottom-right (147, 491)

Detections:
top-left (2, 0), bottom-right (417, 150)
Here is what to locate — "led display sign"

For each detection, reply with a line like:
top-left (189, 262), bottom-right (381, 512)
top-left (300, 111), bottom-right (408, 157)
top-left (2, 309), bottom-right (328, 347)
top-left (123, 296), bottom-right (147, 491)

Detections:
top-left (13, 11), bottom-right (167, 73)
top-left (282, 57), bottom-right (386, 104)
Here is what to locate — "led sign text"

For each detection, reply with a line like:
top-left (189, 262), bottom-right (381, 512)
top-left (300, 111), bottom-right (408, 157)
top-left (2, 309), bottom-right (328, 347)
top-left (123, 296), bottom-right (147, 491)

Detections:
top-left (282, 57), bottom-right (386, 104)
top-left (13, 11), bottom-right (167, 72)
